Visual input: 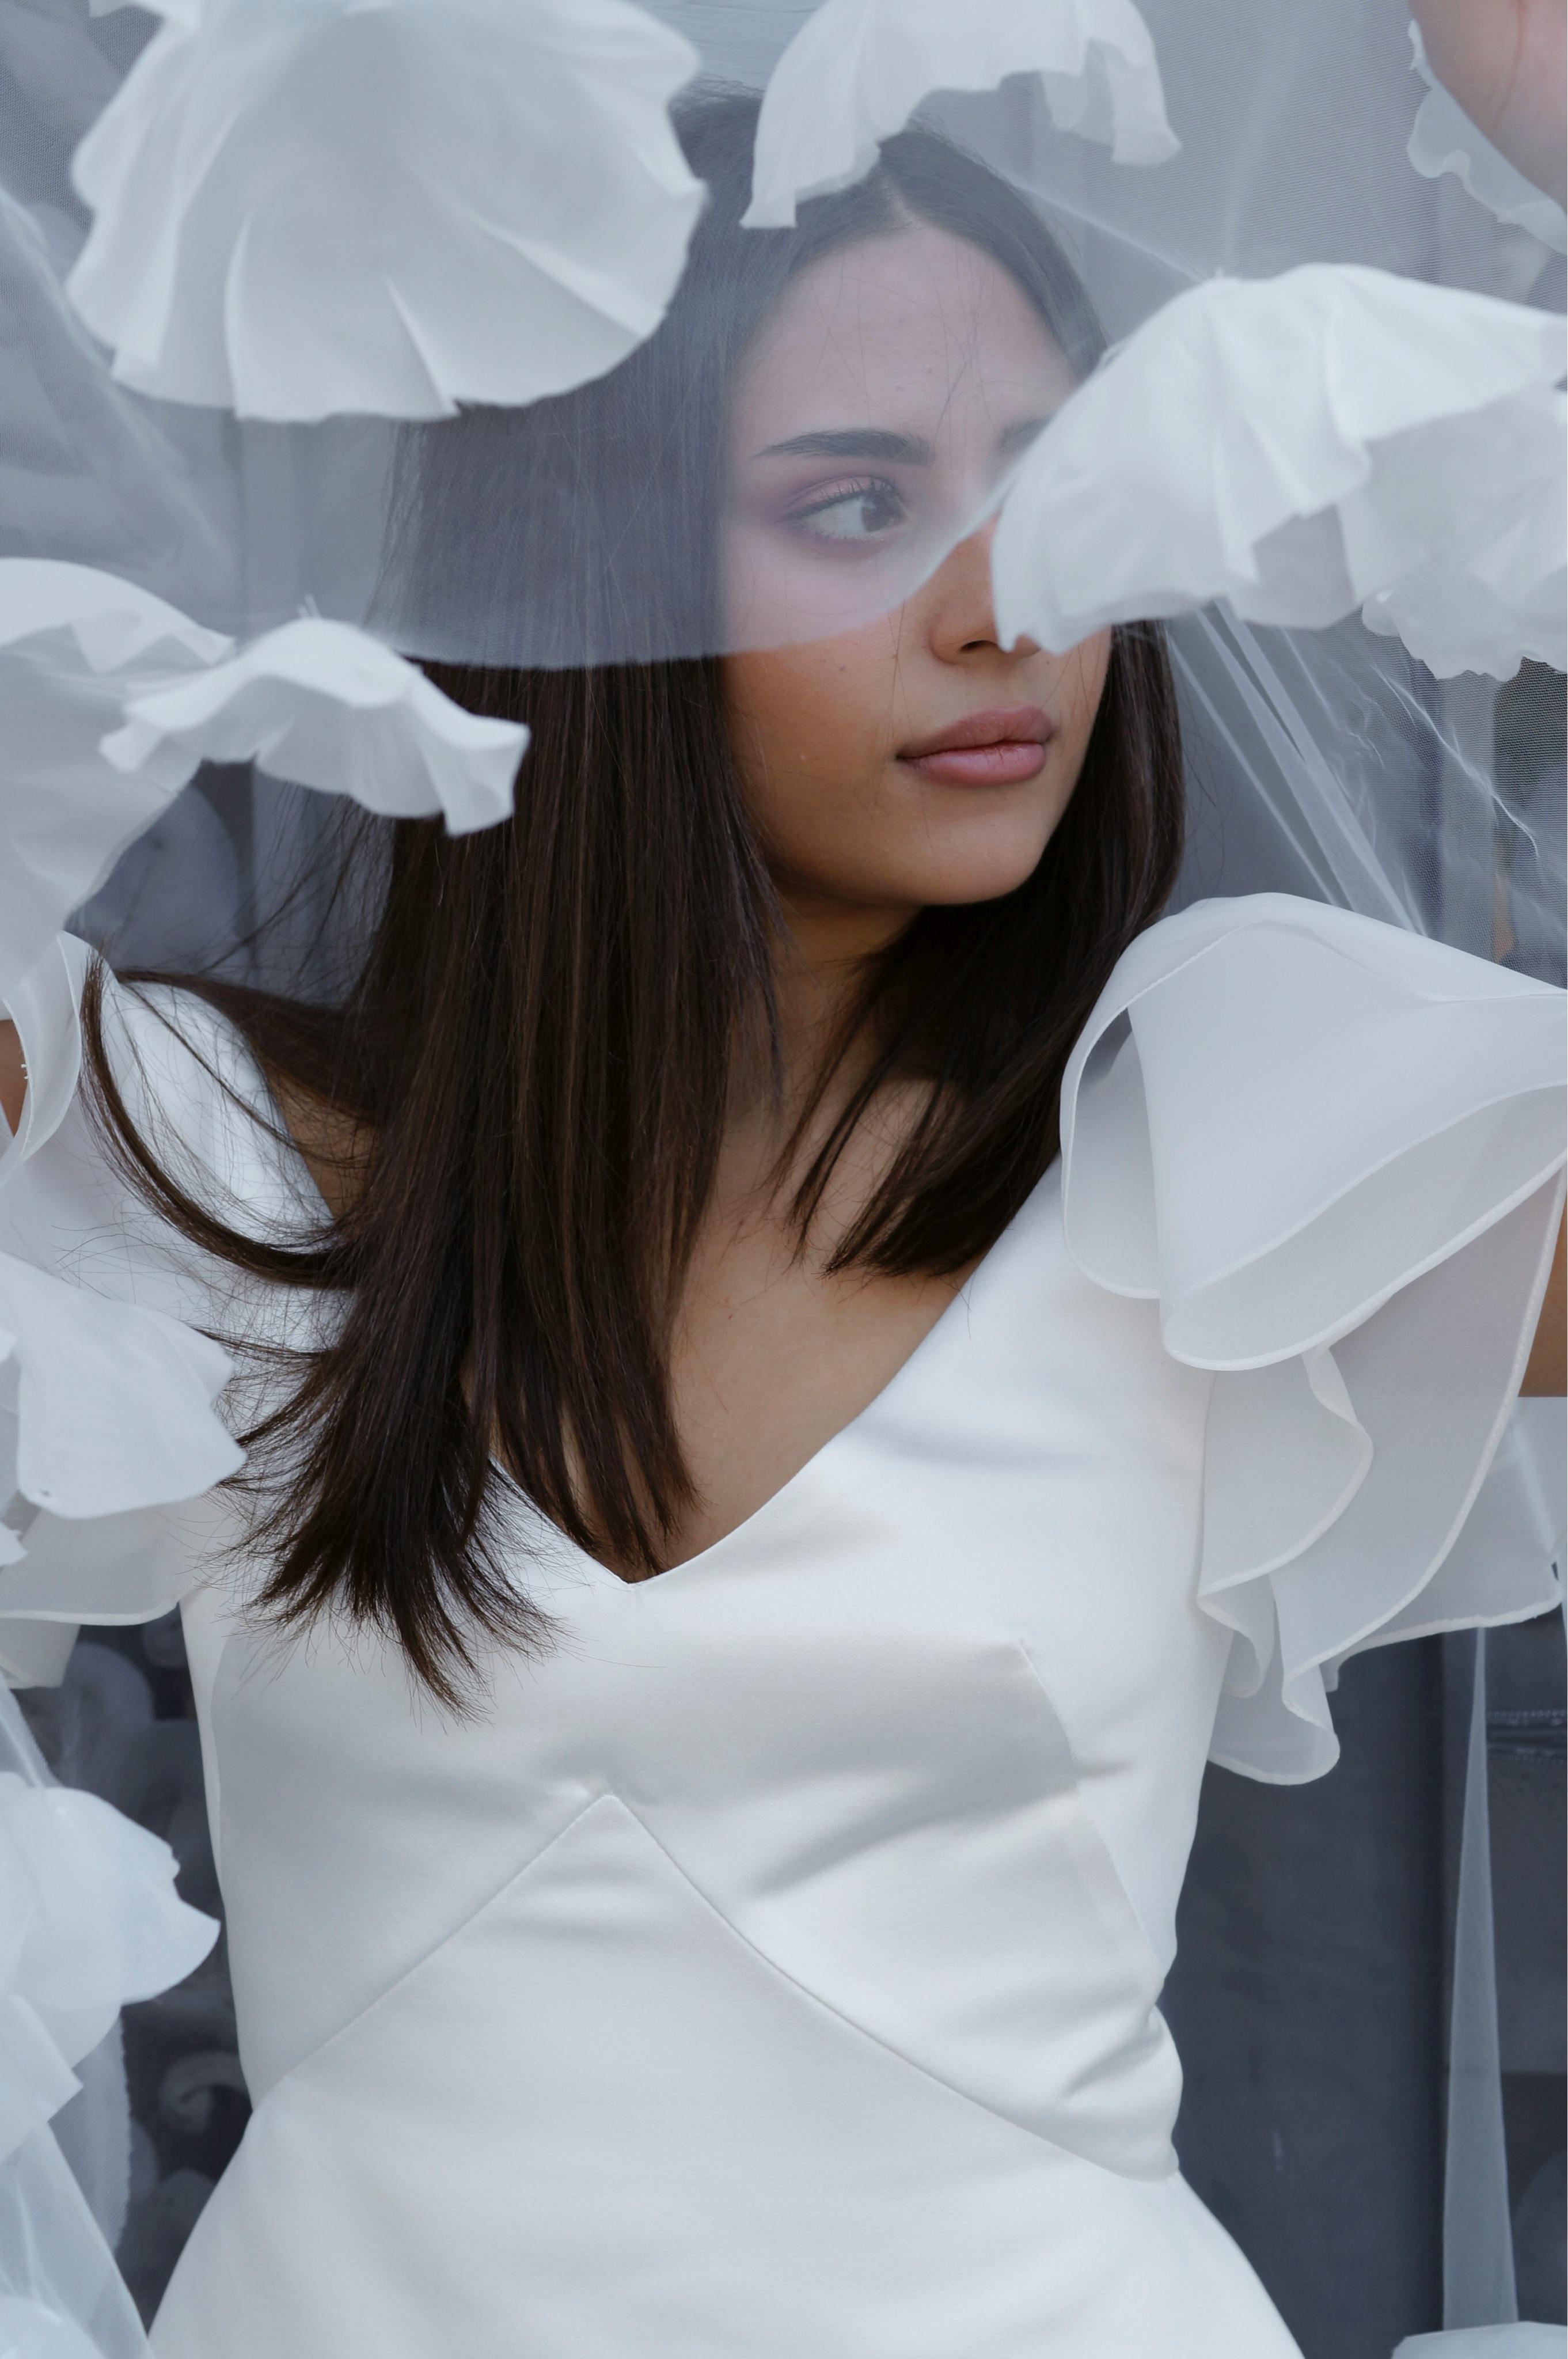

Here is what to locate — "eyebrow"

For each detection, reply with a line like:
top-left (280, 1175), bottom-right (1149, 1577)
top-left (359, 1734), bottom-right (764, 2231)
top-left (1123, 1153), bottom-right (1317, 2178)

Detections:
top-left (751, 418), bottom-right (1052, 464)
top-left (751, 427), bottom-right (936, 464)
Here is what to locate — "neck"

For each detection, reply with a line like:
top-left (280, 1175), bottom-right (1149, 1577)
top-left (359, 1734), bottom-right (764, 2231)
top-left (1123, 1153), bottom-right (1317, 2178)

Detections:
top-left (727, 883), bottom-right (918, 1164)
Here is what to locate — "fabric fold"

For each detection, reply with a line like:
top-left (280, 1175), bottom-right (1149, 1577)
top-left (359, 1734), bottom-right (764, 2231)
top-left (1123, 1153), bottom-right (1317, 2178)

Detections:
top-left (0, 1251), bottom-right (242, 1524)
top-left (66, 0), bottom-right (705, 420)
top-left (743, 0), bottom-right (1176, 229)
top-left (0, 959), bottom-right (296, 1678)
top-left (0, 562), bottom-right (230, 1003)
top-left (991, 267), bottom-right (1566, 681)
top-left (102, 617), bottom-right (528, 835)
top-left (1061, 895), bottom-right (1566, 1780)
top-left (1406, 24), bottom-right (1568, 255)
top-left (0, 1770), bottom-right (218, 2130)
top-left (0, 1684), bottom-right (214, 2356)
top-left (0, 562), bottom-right (527, 1027)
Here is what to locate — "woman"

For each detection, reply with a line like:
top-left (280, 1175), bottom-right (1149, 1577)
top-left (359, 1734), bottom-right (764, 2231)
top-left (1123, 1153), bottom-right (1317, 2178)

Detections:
top-left (1, 89), bottom-right (1563, 2359)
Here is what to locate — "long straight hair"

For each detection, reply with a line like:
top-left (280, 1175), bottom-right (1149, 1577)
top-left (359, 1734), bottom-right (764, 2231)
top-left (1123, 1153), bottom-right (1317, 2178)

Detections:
top-left (83, 96), bottom-right (1185, 1700)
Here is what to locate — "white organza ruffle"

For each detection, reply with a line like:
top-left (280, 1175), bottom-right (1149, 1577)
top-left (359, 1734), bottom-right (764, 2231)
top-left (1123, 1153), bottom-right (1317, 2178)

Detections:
top-left (0, 564), bottom-right (527, 979)
top-left (991, 266), bottom-right (1567, 681)
top-left (104, 617), bottom-right (527, 835)
top-left (0, 564), bottom-right (229, 1004)
top-left (1060, 895), bottom-right (1566, 1782)
top-left (1360, 392), bottom-right (1567, 680)
top-left (0, 957), bottom-right (314, 1682)
top-left (0, 1768), bottom-right (218, 2144)
top-left (0, 1686), bottom-right (212, 2356)
top-left (743, 0), bottom-right (1177, 229)
top-left (0, 1062), bottom-right (245, 1672)
top-left (1407, 24), bottom-right (1568, 255)
top-left (0, 1252), bottom-right (242, 1527)
top-left (66, 0), bottom-right (705, 421)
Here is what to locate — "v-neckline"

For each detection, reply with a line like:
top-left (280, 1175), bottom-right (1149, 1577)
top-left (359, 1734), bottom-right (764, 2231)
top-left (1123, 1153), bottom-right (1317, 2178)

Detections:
top-left (560, 1165), bottom-right (1060, 1597)
top-left (268, 1045), bottom-right (1060, 1601)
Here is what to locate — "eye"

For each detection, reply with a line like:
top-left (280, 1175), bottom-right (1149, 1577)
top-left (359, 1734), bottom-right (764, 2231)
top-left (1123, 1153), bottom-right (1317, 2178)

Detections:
top-left (783, 475), bottom-right (909, 545)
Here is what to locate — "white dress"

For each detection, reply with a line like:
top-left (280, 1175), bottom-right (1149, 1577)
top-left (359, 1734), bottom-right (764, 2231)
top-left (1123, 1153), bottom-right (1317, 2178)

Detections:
top-left (1, 893), bottom-right (1563, 2359)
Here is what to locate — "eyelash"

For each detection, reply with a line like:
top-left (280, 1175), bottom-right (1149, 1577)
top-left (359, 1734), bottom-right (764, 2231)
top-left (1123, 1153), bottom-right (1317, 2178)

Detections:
top-left (780, 474), bottom-right (909, 542)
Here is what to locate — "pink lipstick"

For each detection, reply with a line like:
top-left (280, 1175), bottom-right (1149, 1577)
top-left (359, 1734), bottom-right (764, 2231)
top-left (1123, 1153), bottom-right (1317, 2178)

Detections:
top-left (898, 705), bottom-right (1054, 787)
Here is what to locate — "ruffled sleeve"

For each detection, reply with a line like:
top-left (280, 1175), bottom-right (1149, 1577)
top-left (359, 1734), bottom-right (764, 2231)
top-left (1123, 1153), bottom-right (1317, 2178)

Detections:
top-left (0, 935), bottom-right (321, 1687)
top-left (1060, 893), bottom-right (1566, 1783)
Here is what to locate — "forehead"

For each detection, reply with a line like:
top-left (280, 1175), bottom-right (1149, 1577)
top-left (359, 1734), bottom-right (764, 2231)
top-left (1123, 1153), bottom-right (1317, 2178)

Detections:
top-left (731, 226), bottom-right (1077, 448)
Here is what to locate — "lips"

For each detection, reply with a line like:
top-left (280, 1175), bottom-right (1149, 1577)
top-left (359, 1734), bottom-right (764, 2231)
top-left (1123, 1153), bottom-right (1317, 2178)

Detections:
top-left (897, 705), bottom-right (1054, 788)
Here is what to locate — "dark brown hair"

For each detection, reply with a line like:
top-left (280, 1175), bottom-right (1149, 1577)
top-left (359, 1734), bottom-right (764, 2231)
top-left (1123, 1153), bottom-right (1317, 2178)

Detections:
top-left (84, 96), bottom-right (1184, 1700)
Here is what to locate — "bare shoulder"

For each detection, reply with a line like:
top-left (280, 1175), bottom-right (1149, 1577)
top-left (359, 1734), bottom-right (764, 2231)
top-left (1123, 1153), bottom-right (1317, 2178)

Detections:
top-left (1522, 1208), bottom-right (1567, 1397)
top-left (265, 1068), bottom-right (373, 1226)
top-left (0, 1019), bottom-right (23, 1136)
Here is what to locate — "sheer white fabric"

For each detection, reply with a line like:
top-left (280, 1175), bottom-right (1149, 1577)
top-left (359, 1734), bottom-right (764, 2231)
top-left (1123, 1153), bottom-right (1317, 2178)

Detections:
top-left (0, 0), bottom-right (1561, 2344)
top-left (0, 1687), bottom-right (214, 2358)
top-left (742, 0), bottom-right (1177, 228)
top-left (990, 271), bottom-right (1566, 678)
top-left (0, 899), bottom-right (1559, 2354)
top-left (102, 618), bottom-right (528, 835)
top-left (1406, 26), bottom-right (1568, 256)
top-left (67, 0), bottom-right (707, 420)
top-left (1060, 896), bottom-right (1565, 1780)
top-left (0, 563), bottom-right (527, 949)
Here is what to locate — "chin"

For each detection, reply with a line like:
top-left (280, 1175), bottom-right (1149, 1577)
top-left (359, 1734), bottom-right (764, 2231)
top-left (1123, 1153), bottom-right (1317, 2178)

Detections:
top-left (894, 829), bottom-right (1057, 909)
top-left (913, 868), bottom-right (1043, 908)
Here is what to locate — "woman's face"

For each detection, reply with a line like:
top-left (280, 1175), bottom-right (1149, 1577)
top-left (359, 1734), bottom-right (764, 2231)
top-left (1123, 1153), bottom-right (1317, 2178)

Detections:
top-left (722, 226), bottom-right (1111, 925)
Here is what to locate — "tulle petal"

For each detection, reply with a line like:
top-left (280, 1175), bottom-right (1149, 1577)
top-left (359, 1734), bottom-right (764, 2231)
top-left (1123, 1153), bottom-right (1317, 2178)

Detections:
top-left (743, 0), bottom-right (1177, 230)
top-left (101, 616), bottom-right (529, 834)
top-left (0, 567), bottom-right (518, 1023)
top-left (1407, 25), bottom-right (1568, 255)
top-left (991, 266), bottom-right (1567, 681)
top-left (0, 562), bottom-right (229, 1001)
top-left (1060, 895), bottom-right (1566, 1783)
top-left (1360, 390), bottom-right (1566, 678)
top-left (0, 1773), bottom-right (218, 2096)
top-left (0, 1251), bottom-right (242, 1523)
top-left (0, 2125), bottom-right (156, 2357)
top-left (66, 0), bottom-right (704, 421)
top-left (0, 958), bottom-right (277, 1668)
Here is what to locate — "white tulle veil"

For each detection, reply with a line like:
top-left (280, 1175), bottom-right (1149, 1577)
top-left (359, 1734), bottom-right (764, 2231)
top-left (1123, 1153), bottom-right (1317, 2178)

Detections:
top-left (0, 0), bottom-right (1562, 2348)
top-left (0, 0), bottom-right (1561, 989)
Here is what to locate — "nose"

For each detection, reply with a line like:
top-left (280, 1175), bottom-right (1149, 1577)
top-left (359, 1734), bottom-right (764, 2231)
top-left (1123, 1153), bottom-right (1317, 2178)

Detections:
top-left (922, 518), bottom-right (1042, 662)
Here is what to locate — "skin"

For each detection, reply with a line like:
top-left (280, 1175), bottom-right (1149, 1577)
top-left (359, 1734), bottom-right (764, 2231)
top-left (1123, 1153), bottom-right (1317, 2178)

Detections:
top-left (662, 227), bottom-right (1107, 1569)
top-left (0, 215), bottom-right (1562, 1570)
top-left (1411, 0), bottom-right (1567, 205)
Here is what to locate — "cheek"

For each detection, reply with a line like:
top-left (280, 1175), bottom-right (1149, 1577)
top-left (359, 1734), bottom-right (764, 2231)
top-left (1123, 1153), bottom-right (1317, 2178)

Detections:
top-left (724, 626), bottom-right (902, 827)
top-left (1058, 632), bottom-right (1114, 760)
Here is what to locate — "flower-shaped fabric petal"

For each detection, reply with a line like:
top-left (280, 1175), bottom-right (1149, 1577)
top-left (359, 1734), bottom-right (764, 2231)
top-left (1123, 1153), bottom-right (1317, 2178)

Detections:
top-left (0, 1250), bottom-right (242, 1522)
top-left (0, 561), bottom-right (230, 1000)
top-left (66, 0), bottom-right (704, 421)
top-left (1407, 24), bottom-right (1567, 255)
top-left (102, 617), bottom-right (528, 834)
top-left (991, 265), bottom-right (1567, 680)
top-left (0, 1768), bottom-right (218, 2155)
top-left (0, 1773), bottom-right (219, 2064)
top-left (743, 0), bottom-right (1177, 229)
top-left (1361, 388), bottom-right (1567, 678)
top-left (1059, 896), bottom-right (1566, 1781)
